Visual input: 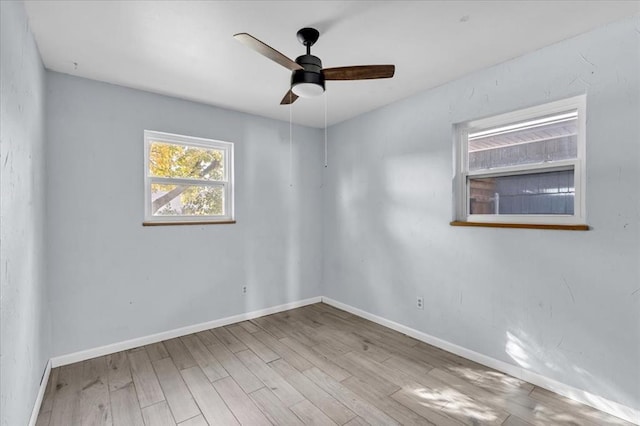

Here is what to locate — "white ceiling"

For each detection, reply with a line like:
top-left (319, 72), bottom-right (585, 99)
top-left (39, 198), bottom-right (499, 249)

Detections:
top-left (24, 1), bottom-right (639, 128)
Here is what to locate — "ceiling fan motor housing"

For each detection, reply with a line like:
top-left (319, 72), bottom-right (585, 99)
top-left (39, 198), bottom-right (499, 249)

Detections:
top-left (291, 54), bottom-right (325, 95)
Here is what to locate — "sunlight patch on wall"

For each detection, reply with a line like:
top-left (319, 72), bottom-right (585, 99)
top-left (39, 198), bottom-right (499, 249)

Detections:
top-left (506, 331), bottom-right (532, 368)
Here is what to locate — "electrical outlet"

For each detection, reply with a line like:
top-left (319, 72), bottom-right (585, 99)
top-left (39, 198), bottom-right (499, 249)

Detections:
top-left (416, 296), bottom-right (424, 310)
top-left (242, 285), bottom-right (247, 295)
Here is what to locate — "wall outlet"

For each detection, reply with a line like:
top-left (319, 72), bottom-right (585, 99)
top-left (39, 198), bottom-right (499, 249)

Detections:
top-left (416, 296), bottom-right (424, 310)
top-left (242, 285), bottom-right (247, 295)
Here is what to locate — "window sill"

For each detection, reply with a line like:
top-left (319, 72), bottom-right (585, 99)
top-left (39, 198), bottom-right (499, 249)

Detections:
top-left (143, 220), bottom-right (236, 226)
top-left (449, 221), bottom-right (589, 231)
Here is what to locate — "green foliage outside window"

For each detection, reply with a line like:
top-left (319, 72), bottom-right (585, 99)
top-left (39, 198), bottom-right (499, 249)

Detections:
top-left (149, 142), bottom-right (225, 216)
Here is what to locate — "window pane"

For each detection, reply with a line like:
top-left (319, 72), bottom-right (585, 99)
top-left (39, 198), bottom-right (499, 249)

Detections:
top-left (151, 183), bottom-right (224, 216)
top-left (468, 113), bottom-right (577, 171)
top-left (149, 141), bottom-right (224, 181)
top-left (469, 170), bottom-right (574, 215)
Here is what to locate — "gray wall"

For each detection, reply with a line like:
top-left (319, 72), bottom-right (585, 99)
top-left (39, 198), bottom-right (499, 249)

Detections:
top-left (323, 17), bottom-right (640, 410)
top-left (0, 2), bottom-right (51, 425)
top-left (46, 73), bottom-right (324, 357)
top-left (3, 4), bottom-right (638, 422)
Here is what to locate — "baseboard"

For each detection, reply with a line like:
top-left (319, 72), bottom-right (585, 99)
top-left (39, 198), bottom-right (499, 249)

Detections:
top-left (321, 297), bottom-right (640, 425)
top-left (51, 296), bottom-right (322, 368)
top-left (37, 295), bottom-right (640, 424)
top-left (28, 359), bottom-right (52, 426)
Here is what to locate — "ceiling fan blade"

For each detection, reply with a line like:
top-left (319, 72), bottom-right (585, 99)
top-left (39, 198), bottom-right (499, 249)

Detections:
top-left (280, 89), bottom-right (299, 105)
top-left (323, 65), bottom-right (395, 80)
top-left (234, 33), bottom-right (303, 71)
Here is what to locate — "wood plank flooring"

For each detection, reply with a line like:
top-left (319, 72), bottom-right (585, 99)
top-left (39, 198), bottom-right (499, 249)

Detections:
top-left (36, 303), bottom-right (633, 426)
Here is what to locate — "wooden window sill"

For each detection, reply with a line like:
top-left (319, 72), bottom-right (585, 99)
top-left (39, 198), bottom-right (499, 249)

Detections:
top-left (450, 221), bottom-right (589, 231)
top-left (143, 220), bottom-right (236, 226)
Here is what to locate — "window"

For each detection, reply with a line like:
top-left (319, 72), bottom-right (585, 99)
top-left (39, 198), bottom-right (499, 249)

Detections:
top-left (453, 96), bottom-right (586, 227)
top-left (144, 130), bottom-right (234, 224)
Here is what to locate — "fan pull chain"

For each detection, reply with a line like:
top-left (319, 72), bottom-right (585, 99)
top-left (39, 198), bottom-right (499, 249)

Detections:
top-left (289, 101), bottom-right (293, 187)
top-left (324, 92), bottom-right (328, 167)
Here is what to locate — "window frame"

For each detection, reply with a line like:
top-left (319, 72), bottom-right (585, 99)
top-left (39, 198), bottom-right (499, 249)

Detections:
top-left (453, 95), bottom-right (587, 226)
top-left (143, 130), bottom-right (234, 225)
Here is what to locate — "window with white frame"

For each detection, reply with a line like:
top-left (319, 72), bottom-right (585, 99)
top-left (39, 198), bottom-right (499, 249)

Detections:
top-left (453, 96), bottom-right (586, 226)
top-left (144, 130), bottom-right (234, 224)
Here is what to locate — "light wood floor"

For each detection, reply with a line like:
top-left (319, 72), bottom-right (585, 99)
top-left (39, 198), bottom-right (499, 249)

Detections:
top-left (36, 303), bottom-right (632, 426)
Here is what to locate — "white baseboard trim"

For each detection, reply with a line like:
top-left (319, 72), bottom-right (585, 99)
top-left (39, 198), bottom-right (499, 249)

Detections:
top-left (321, 297), bottom-right (639, 425)
top-left (37, 295), bottom-right (639, 424)
top-left (51, 296), bottom-right (322, 368)
top-left (28, 359), bottom-right (52, 426)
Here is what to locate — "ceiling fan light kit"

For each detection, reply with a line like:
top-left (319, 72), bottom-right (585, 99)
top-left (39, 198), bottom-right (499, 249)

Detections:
top-left (291, 55), bottom-right (325, 97)
top-left (234, 27), bottom-right (395, 105)
top-left (291, 28), bottom-right (325, 97)
top-left (292, 80), bottom-right (325, 97)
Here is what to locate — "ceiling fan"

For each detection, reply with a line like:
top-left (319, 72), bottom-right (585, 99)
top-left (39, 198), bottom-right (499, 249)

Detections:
top-left (234, 28), bottom-right (395, 105)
